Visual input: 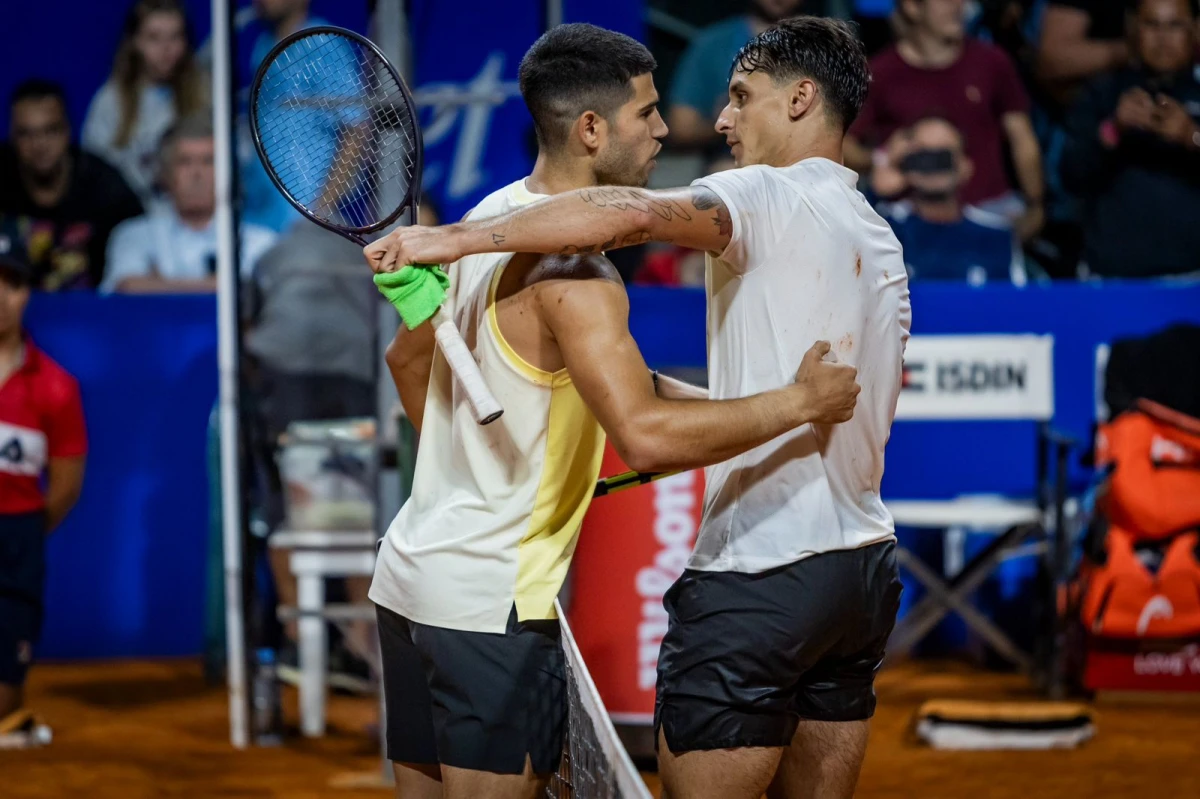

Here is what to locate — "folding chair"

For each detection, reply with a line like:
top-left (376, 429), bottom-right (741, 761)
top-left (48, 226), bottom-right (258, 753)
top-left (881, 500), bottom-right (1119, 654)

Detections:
top-left (884, 335), bottom-right (1075, 687)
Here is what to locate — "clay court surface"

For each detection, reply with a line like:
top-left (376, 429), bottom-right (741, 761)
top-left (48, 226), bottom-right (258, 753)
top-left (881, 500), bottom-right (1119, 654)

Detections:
top-left (4, 659), bottom-right (1198, 798)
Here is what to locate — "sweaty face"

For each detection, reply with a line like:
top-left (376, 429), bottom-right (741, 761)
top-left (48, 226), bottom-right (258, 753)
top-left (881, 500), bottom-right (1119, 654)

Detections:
top-left (166, 137), bottom-right (216, 218)
top-left (715, 69), bottom-right (795, 168)
top-left (11, 98), bottom-right (70, 181)
top-left (752, 0), bottom-right (804, 23)
top-left (593, 73), bottom-right (668, 188)
top-left (1137, 0), bottom-right (1196, 75)
top-left (136, 11), bottom-right (188, 83)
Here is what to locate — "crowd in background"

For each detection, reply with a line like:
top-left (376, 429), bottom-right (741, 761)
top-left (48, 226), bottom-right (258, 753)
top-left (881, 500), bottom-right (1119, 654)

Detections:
top-left (2, 0), bottom-right (1198, 294)
top-left (638, 0), bottom-right (1200, 286)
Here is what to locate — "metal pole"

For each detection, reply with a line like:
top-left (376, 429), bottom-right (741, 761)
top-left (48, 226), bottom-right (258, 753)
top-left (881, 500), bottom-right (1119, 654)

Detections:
top-left (212, 0), bottom-right (249, 750)
top-left (545, 0), bottom-right (563, 29)
top-left (372, 0), bottom-right (408, 785)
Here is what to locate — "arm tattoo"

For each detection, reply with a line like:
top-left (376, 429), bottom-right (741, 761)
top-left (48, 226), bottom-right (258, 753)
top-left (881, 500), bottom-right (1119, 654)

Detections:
top-left (691, 187), bottom-right (733, 239)
top-left (577, 187), bottom-right (693, 222)
top-left (491, 233), bottom-right (506, 246)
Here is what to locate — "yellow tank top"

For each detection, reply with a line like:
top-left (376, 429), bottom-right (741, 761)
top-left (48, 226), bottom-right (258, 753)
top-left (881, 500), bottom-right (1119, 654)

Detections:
top-left (369, 179), bottom-right (606, 633)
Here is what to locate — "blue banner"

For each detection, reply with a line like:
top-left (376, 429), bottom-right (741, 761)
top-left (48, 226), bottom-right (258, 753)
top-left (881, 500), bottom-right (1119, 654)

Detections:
top-left (22, 282), bottom-right (1200, 658)
top-left (25, 295), bottom-right (218, 659)
top-left (409, 1), bottom-right (543, 223)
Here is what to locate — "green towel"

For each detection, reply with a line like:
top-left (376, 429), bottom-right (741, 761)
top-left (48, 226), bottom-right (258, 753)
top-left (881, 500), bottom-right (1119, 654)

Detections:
top-left (374, 265), bottom-right (450, 329)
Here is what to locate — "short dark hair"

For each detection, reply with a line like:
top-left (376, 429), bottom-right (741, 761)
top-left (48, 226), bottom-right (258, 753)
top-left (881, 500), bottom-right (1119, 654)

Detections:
top-left (519, 23), bottom-right (657, 151)
top-left (731, 16), bottom-right (870, 133)
top-left (10, 79), bottom-right (68, 112)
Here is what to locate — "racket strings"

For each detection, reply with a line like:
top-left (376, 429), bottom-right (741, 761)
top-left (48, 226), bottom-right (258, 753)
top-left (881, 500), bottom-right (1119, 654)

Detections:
top-left (254, 31), bottom-right (420, 232)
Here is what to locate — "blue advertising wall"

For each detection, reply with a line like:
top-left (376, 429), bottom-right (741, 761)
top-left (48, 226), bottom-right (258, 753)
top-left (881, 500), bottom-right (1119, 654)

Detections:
top-left (25, 283), bottom-right (1200, 659)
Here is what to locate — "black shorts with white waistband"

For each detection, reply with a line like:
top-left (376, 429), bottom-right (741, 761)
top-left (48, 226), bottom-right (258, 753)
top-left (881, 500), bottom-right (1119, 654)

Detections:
top-left (655, 539), bottom-right (902, 753)
top-left (376, 603), bottom-right (566, 775)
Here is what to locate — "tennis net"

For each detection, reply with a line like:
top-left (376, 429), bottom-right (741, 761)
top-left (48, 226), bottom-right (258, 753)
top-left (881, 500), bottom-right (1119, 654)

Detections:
top-left (547, 600), bottom-right (653, 799)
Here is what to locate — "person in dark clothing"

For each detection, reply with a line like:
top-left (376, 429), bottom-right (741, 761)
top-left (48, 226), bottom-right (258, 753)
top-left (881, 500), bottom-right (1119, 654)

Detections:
top-left (0, 80), bottom-right (144, 291)
top-left (1061, 0), bottom-right (1200, 279)
top-left (1037, 0), bottom-right (1134, 102)
top-left (873, 116), bottom-right (1027, 284)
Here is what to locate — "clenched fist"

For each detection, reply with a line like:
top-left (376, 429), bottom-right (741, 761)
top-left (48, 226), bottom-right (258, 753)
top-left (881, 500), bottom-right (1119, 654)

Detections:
top-left (792, 341), bottom-right (860, 424)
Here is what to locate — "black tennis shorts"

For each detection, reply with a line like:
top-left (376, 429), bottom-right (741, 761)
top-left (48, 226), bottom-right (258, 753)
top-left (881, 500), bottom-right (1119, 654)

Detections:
top-left (655, 539), bottom-right (902, 753)
top-left (0, 512), bottom-right (47, 687)
top-left (376, 604), bottom-right (566, 775)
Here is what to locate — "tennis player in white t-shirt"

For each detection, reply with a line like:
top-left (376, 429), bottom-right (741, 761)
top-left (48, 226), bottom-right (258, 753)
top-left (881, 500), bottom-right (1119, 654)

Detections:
top-left (365, 21), bottom-right (871, 799)
top-left (372, 16), bottom-right (911, 799)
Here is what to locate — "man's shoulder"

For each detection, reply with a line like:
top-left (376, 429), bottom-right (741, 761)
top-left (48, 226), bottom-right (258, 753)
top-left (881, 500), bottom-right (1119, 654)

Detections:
top-left (109, 210), bottom-right (153, 240)
top-left (75, 151), bottom-right (139, 204)
top-left (462, 179), bottom-right (539, 222)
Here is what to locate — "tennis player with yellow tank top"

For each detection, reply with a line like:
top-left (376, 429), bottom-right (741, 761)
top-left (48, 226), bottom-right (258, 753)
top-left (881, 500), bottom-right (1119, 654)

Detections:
top-left (365, 24), bottom-right (862, 799)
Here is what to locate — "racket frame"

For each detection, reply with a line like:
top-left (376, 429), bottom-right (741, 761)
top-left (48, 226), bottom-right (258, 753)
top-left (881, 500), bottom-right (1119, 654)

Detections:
top-left (249, 24), bottom-right (424, 246)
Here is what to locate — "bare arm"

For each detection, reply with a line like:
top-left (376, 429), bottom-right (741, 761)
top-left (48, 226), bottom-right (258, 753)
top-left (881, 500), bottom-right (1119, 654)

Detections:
top-left (1003, 112), bottom-right (1046, 238)
top-left (45, 456), bottom-right (85, 531)
top-left (385, 321), bottom-right (436, 435)
top-left (364, 186), bottom-right (733, 274)
top-left (1036, 6), bottom-right (1128, 85)
top-left (539, 263), bottom-right (858, 474)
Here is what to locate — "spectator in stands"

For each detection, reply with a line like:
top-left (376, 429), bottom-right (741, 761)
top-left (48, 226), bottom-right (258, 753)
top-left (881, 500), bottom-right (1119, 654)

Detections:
top-left (668, 0), bottom-right (805, 150)
top-left (0, 226), bottom-right (86, 740)
top-left (100, 115), bottom-right (275, 294)
top-left (1037, 0), bottom-right (1132, 103)
top-left (1061, 0), bottom-right (1200, 279)
top-left (874, 116), bottom-right (1028, 283)
top-left (82, 0), bottom-right (208, 205)
top-left (845, 0), bottom-right (1046, 238)
top-left (199, 0), bottom-right (341, 233)
top-left (0, 81), bottom-right (144, 291)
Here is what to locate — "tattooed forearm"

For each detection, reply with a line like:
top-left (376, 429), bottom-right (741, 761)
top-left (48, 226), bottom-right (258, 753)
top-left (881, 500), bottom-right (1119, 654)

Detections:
top-left (491, 233), bottom-right (506, 245)
top-left (557, 229), bottom-right (658, 255)
top-left (578, 187), bottom-right (693, 222)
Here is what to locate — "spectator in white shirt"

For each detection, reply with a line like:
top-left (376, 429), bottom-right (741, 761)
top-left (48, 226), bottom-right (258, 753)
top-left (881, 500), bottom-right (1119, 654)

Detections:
top-left (102, 114), bottom-right (275, 294)
top-left (83, 0), bottom-right (208, 205)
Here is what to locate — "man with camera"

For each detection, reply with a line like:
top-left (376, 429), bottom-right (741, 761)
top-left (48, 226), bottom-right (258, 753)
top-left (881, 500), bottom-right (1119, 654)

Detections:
top-left (1062, 0), bottom-right (1200, 278)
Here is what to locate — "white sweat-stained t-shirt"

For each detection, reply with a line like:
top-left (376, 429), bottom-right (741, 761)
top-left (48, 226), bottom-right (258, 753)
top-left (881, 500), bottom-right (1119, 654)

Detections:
top-left (688, 157), bottom-right (912, 573)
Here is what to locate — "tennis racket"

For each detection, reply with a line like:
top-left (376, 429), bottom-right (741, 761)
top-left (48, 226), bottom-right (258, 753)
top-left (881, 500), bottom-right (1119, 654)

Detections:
top-left (250, 26), bottom-right (503, 425)
top-left (593, 468), bottom-right (684, 498)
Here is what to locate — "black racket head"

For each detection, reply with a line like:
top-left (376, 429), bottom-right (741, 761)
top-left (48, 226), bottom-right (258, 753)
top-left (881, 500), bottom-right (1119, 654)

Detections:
top-left (250, 26), bottom-right (422, 241)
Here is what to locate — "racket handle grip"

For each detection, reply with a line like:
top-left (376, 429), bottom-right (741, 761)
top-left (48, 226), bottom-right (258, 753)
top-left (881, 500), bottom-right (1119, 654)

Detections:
top-left (431, 306), bottom-right (504, 425)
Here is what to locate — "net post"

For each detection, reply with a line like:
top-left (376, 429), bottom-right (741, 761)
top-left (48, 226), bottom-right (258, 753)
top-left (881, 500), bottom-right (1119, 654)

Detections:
top-left (371, 0), bottom-right (411, 785)
top-left (212, 0), bottom-right (249, 750)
